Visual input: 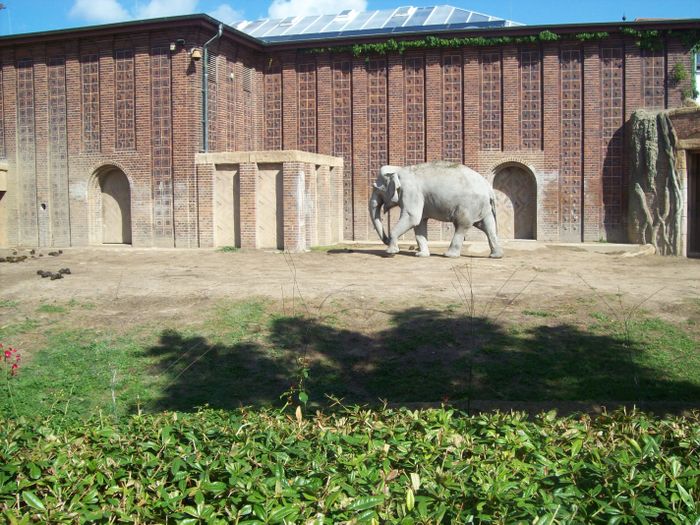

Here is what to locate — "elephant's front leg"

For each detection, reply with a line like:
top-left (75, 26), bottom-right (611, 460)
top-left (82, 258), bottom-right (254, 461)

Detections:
top-left (414, 219), bottom-right (430, 257)
top-left (445, 223), bottom-right (467, 258)
top-left (386, 211), bottom-right (421, 254)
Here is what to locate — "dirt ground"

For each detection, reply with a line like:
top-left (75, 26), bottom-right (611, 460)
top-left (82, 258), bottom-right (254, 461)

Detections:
top-left (1, 241), bottom-right (699, 324)
top-left (1, 240), bottom-right (699, 346)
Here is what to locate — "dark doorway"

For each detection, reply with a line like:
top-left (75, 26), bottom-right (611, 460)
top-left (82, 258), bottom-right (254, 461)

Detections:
top-left (689, 152), bottom-right (700, 256)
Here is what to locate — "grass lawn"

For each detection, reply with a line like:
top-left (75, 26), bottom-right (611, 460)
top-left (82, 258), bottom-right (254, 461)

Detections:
top-left (1, 296), bottom-right (699, 421)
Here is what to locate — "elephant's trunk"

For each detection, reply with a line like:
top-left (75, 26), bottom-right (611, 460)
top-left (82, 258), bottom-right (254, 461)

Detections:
top-left (369, 188), bottom-right (389, 245)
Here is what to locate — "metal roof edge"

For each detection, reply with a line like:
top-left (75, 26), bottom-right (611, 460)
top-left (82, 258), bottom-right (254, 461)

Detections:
top-left (0, 13), bottom-right (263, 50)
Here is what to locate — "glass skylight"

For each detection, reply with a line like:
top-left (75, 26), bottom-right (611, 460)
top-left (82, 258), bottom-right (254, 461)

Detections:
top-left (234, 5), bottom-right (523, 43)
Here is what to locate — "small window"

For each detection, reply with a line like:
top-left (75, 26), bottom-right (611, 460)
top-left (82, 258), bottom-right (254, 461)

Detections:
top-left (695, 52), bottom-right (700, 73)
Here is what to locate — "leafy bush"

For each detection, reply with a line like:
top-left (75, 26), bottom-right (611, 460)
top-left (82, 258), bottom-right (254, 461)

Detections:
top-left (1, 407), bottom-right (699, 523)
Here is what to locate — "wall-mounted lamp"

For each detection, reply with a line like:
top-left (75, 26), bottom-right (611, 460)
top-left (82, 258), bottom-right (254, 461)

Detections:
top-left (190, 48), bottom-right (202, 60)
top-left (170, 38), bottom-right (187, 52)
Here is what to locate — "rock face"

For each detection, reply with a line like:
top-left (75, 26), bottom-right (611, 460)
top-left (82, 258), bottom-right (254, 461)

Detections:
top-left (628, 110), bottom-right (683, 255)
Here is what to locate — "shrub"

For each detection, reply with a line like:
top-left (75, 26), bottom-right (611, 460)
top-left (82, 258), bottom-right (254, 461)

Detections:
top-left (1, 407), bottom-right (698, 523)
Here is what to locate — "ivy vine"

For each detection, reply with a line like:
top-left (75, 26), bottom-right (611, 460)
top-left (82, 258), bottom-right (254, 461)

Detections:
top-left (303, 27), bottom-right (700, 58)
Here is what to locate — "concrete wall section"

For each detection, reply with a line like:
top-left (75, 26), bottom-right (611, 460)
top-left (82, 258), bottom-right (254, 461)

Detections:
top-left (196, 151), bottom-right (344, 252)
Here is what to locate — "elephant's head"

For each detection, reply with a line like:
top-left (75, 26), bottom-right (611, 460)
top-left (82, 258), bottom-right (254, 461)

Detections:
top-left (369, 165), bottom-right (402, 245)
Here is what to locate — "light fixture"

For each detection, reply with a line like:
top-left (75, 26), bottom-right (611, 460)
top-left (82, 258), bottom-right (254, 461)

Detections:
top-left (169, 42), bottom-right (177, 51)
top-left (190, 48), bottom-right (202, 60)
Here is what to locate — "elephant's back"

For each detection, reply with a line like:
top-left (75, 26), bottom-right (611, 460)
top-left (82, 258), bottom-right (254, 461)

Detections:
top-left (412, 162), bottom-right (491, 195)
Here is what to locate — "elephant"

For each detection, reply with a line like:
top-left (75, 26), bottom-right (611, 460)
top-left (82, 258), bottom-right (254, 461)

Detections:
top-left (369, 161), bottom-right (503, 258)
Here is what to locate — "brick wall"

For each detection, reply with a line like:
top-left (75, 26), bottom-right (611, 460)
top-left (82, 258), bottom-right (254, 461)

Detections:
top-left (0, 23), bottom-right (263, 248)
top-left (258, 36), bottom-right (696, 243)
top-left (0, 21), bottom-right (697, 248)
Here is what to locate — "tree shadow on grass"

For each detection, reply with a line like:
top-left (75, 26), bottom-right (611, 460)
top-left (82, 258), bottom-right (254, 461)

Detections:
top-left (141, 308), bottom-right (700, 413)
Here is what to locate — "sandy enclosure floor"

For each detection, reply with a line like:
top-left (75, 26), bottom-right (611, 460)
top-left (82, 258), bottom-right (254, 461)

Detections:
top-left (2, 243), bottom-right (700, 307)
top-left (1, 242), bottom-right (699, 327)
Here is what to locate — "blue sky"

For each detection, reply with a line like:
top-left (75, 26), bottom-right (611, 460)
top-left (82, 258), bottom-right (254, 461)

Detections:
top-left (1, 1), bottom-right (698, 36)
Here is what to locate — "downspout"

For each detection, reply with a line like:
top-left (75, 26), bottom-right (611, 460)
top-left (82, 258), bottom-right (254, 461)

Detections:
top-left (202, 23), bottom-right (223, 152)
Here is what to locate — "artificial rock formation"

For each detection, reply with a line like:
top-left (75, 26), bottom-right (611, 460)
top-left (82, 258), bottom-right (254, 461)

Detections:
top-left (629, 110), bottom-right (683, 255)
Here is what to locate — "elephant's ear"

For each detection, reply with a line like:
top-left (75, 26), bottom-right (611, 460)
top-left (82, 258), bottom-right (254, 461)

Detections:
top-left (387, 172), bottom-right (402, 202)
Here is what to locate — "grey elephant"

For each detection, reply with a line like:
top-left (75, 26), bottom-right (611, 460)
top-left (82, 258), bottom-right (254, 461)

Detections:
top-left (369, 161), bottom-right (503, 258)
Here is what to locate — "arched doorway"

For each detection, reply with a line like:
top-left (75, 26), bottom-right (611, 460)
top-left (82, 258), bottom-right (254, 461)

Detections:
top-left (493, 164), bottom-right (537, 240)
top-left (99, 168), bottom-right (132, 244)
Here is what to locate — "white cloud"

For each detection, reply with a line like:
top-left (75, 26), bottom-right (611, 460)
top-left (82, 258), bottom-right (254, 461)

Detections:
top-left (135, 0), bottom-right (199, 19)
top-left (69, 0), bottom-right (130, 23)
top-left (268, 0), bottom-right (366, 19)
top-left (209, 4), bottom-right (244, 24)
top-left (69, 0), bottom-right (200, 23)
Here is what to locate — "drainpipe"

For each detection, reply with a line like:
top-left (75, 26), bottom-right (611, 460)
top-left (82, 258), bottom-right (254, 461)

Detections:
top-left (202, 23), bottom-right (223, 152)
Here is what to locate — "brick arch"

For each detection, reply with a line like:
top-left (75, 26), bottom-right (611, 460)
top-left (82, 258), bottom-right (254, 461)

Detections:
top-left (492, 162), bottom-right (537, 240)
top-left (87, 164), bottom-right (133, 245)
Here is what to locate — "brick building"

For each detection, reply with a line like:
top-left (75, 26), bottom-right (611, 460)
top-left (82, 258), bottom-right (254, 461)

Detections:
top-left (0, 7), bottom-right (698, 252)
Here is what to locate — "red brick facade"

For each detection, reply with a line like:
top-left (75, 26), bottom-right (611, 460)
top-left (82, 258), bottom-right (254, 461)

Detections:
top-left (0, 17), bottom-right (697, 248)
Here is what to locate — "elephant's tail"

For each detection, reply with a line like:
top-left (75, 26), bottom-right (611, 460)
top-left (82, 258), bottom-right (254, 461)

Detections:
top-left (489, 189), bottom-right (498, 235)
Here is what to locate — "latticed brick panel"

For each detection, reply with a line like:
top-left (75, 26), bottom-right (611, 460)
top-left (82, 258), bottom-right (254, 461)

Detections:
top-left (405, 56), bottom-right (425, 165)
top-left (368, 59), bottom-right (388, 173)
top-left (520, 49), bottom-right (541, 150)
top-left (0, 69), bottom-right (4, 158)
top-left (48, 57), bottom-right (70, 245)
top-left (601, 47), bottom-right (624, 231)
top-left (151, 47), bottom-right (174, 239)
top-left (227, 61), bottom-right (236, 151)
top-left (17, 58), bottom-right (37, 243)
top-left (481, 51), bottom-right (501, 151)
top-left (442, 54), bottom-right (462, 162)
top-left (560, 48), bottom-right (583, 238)
top-left (332, 60), bottom-right (353, 238)
top-left (642, 50), bottom-right (665, 110)
top-left (242, 65), bottom-right (254, 151)
top-left (264, 61), bottom-right (282, 150)
top-left (81, 54), bottom-right (100, 152)
top-left (206, 53), bottom-right (218, 152)
top-left (298, 63), bottom-right (317, 153)
top-left (115, 49), bottom-right (135, 151)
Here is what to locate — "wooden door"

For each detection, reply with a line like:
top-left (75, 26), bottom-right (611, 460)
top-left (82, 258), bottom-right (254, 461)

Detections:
top-left (493, 167), bottom-right (536, 240)
top-left (101, 170), bottom-right (131, 244)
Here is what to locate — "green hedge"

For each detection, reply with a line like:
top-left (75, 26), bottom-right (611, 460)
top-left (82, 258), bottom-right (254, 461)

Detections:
top-left (1, 408), bottom-right (699, 524)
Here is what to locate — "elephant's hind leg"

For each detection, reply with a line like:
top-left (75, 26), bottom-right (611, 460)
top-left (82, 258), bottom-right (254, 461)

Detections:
top-left (414, 219), bottom-right (430, 257)
top-left (445, 223), bottom-right (467, 258)
top-left (476, 212), bottom-right (503, 258)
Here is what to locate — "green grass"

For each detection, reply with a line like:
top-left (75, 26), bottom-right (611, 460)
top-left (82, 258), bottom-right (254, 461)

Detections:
top-left (216, 245), bottom-right (239, 253)
top-left (36, 304), bottom-right (67, 314)
top-left (0, 318), bottom-right (40, 339)
top-left (0, 299), bottom-right (19, 309)
top-left (2, 299), bottom-right (700, 420)
top-left (522, 309), bottom-right (553, 318)
top-left (309, 244), bottom-right (348, 252)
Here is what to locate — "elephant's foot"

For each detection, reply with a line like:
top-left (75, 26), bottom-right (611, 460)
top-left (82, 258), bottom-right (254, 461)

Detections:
top-left (444, 249), bottom-right (461, 258)
top-left (489, 249), bottom-right (504, 259)
top-left (386, 244), bottom-right (400, 255)
top-left (415, 250), bottom-right (430, 257)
